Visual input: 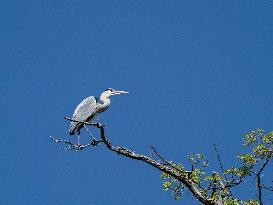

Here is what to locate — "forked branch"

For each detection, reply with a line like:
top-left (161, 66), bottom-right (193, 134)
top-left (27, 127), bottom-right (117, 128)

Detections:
top-left (51, 117), bottom-right (224, 205)
top-left (256, 157), bottom-right (271, 205)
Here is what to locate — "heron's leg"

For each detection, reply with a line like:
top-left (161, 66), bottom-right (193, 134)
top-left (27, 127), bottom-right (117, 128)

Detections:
top-left (83, 125), bottom-right (103, 146)
top-left (83, 125), bottom-right (98, 141)
top-left (77, 130), bottom-right (81, 145)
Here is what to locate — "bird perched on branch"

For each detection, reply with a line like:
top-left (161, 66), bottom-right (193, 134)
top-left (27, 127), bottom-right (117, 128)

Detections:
top-left (69, 88), bottom-right (129, 145)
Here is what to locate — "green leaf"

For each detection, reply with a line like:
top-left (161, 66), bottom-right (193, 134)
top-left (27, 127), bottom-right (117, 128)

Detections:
top-left (253, 144), bottom-right (271, 158)
top-left (243, 129), bottom-right (263, 146)
top-left (238, 154), bottom-right (257, 165)
top-left (241, 199), bottom-right (260, 205)
top-left (262, 131), bottom-right (273, 144)
top-left (163, 181), bottom-right (172, 191)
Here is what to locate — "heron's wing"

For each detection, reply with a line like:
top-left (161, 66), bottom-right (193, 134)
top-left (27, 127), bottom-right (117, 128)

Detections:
top-left (69, 96), bottom-right (97, 135)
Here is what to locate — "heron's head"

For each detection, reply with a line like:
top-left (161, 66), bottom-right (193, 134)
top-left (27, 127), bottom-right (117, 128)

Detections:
top-left (102, 88), bottom-right (129, 98)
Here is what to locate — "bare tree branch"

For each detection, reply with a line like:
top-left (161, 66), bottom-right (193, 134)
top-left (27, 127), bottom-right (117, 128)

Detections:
top-left (261, 185), bottom-right (273, 192)
top-left (91, 122), bottom-right (223, 205)
top-left (51, 117), bottom-right (227, 204)
top-left (50, 136), bottom-right (95, 151)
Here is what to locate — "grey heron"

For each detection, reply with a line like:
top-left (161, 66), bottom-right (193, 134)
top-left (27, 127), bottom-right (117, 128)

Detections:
top-left (69, 88), bottom-right (129, 145)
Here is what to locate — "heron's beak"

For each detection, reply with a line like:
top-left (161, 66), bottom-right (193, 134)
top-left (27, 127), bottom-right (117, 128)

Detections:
top-left (112, 90), bottom-right (129, 95)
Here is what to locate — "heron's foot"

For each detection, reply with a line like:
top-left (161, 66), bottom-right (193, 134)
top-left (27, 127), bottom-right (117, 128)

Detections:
top-left (91, 136), bottom-right (103, 146)
top-left (91, 139), bottom-right (99, 146)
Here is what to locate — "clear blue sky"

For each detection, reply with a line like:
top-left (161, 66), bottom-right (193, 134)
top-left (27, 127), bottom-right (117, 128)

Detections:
top-left (1, 1), bottom-right (273, 204)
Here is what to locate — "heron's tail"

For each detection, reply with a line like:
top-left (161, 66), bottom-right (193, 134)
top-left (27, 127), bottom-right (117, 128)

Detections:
top-left (69, 123), bottom-right (77, 135)
top-left (69, 119), bottom-right (79, 135)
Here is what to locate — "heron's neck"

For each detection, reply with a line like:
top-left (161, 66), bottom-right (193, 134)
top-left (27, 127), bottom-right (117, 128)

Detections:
top-left (97, 95), bottom-right (111, 112)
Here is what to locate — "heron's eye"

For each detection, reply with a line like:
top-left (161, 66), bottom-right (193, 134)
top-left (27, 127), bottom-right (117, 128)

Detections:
top-left (105, 88), bottom-right (114, 92)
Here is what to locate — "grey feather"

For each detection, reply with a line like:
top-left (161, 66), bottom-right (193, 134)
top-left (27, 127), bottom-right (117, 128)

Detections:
top-left (69, 96), bottom-right (97, 135)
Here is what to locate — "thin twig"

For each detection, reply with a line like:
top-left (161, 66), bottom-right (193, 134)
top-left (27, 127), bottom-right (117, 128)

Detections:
top-left (261, 185), bottom-right (273, 192)
top-left (225, 179), bottom-right (243, 188)
top-left (150, 146), bottom-right (191, 175)
top-left (50, 136), bottom-right (94, 151)
top-left (213, 144), bottom-right (227, 181)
